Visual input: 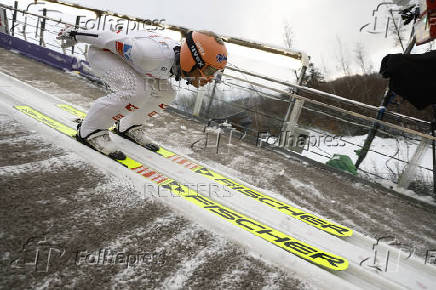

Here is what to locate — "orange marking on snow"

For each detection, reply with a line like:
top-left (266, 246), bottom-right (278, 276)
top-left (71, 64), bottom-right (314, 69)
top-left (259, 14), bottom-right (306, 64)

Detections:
top-left (148, 111), bottom-right (157, 117)
top-left (142, 170), bottom-right (157, 178)
top-left (154, 177), bottom-right (168, 184)
top-left (112, 113), bottom-right (124, 121)
top-left (125, 103), bottom-right (139, 111)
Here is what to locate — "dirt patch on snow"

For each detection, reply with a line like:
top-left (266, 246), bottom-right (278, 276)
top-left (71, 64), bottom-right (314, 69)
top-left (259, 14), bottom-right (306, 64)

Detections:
top-left (0, 108), bottom-right (308, 289)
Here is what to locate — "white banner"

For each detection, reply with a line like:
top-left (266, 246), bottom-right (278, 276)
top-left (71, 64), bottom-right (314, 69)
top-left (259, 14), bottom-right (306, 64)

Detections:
top-left (0, 8), bottom-right (9, 35)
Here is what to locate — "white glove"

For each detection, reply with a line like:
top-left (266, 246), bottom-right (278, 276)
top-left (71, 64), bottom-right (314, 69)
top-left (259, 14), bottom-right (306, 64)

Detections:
top-left (57, 26), bottom-right (78, 48)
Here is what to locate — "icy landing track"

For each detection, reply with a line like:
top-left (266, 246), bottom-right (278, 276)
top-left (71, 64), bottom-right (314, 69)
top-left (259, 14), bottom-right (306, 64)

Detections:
top-left (1, 71), bottom-right (435, 289)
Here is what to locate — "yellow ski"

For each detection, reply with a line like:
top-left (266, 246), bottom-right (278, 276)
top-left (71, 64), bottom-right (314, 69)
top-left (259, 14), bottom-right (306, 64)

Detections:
top-left (58, 104), bottom-right (353, 238)
top-left (15, 105), bottom-right (349, 271)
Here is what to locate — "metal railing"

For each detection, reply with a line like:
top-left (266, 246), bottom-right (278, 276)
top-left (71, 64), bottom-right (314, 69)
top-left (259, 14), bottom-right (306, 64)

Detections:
top-left (1, 0), bottom-right (434, 197)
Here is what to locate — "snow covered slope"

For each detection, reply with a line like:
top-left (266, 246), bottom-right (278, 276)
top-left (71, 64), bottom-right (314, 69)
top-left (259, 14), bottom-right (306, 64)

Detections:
top-left (1, 64), bottom-right (436, 289)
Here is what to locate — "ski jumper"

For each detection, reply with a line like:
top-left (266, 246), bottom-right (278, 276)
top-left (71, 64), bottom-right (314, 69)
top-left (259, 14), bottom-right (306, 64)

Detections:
top-left (76, 30), bottom-right (179, 137)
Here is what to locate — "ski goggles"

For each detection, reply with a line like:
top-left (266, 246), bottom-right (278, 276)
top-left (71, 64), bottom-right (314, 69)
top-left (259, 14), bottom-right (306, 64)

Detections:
top-left (198, 65), bottom-right (223, 79)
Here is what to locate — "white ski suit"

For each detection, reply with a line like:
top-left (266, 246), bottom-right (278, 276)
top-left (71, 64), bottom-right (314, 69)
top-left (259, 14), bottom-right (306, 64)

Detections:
top-left (76, 30), bottom-right (180, 137)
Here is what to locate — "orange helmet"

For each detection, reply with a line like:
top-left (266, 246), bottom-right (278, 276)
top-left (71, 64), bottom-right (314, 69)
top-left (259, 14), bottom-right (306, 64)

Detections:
top-left (180, 31), bottom-right (227, 78)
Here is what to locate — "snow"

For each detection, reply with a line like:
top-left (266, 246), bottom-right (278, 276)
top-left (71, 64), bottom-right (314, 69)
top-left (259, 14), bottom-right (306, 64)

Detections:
top-left (286, 128), bottom-right (435, 200)
top-left (4, 0), bottom-right (434, 202)
top-left (0, 153), bottom-right (81, 176)
top-left (1, 11), bottom-right (436, 287)
top-left (3, 68), bottom-right (436, 290)
top-left (161, 238), bottom-right (223, 288)
top-left (0, 71), bottom-right (354, 289)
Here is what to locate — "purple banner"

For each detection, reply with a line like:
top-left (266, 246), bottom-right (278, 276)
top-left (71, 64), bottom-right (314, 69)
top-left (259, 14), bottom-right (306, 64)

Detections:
top-left (0, 32), bottom-right (90, 76)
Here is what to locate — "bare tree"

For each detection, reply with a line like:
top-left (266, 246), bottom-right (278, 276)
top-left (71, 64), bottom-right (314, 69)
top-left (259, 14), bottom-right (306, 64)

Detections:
top-left (354, 42), bottom-right (367, 75)
top-left (283, 21), bottom-right (297, 82)
top-left (354, 42), bottom-right (373, 75)
top-left (283, 21), bottom-right (294, 49)
top-left (353, 42), bottom-right (373, 100)
top-left (336, 37), bottom-right (351, 77)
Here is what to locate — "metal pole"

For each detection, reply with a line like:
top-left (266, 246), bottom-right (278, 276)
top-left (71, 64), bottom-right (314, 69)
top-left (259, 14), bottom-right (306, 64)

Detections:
top-left (297, 64), bottom-right (308, 86)
top-left (11, 1), bottom-right (18, 37)
top-left (355, 36), bottom-right (416, 169)
top-left (72, 15), bottom-right (80, 54)
top-left (35, 16), bottom-right (39, 39)
top-left (216, 131), bottom-right (221, 154)
top-left (0, 7), bottom-right (10, 35)
top-left (355, 88), bottom-right (396, 168)
top-left (205, 74), bottom-right (221, 118)
top-left (39, 8), bottom-right (46, 46)
top-left (192, 88), bottom-right (204, 118)
top-left (280, 62), bottom-right (308, 148)
top-left (283, 64), bottom-right (308, 124)
top-left (432, 104), bottom-right (436, 198)
top-left (22, 17), bottom-right (27, 40)
top-left (398, 138), bottom-right (429, 189)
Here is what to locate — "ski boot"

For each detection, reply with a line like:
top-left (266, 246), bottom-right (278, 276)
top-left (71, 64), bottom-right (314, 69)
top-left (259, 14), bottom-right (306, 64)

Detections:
top-left (113, 124), bottom-right (159, 152)
top-left (76, 122), bottom-right (126, 160)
